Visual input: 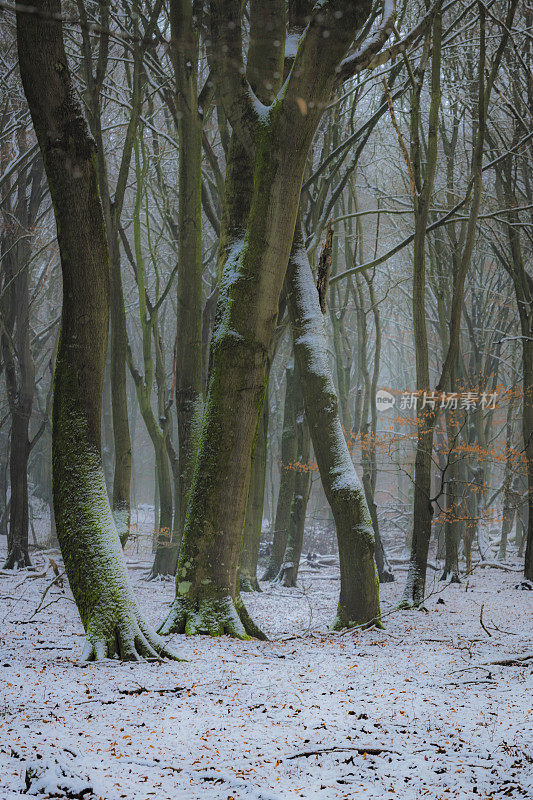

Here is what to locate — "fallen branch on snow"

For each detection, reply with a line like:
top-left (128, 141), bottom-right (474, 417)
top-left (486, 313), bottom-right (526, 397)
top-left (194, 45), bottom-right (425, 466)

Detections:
top-left (288, 745), bottom-right (399, 760)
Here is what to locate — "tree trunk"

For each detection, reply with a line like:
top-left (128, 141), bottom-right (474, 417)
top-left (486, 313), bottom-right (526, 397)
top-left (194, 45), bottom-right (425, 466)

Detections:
top-left (286, 223), bottom-right (381, 629)
top-left (109, 231), bottom-right (132, 545)
top-left (240, 386), bottom-right (269, 592)
top-left (170, 0), bottom-right (204, 544)
top-left (158, 0), bottom-right (374, 639)
top-left (4, 411), bottom-right (31, 569)
top-left (441, 476), bottom-right (460, 582)
top-left (261, 363), bottom-right (297, 581)
top-left (400, 11), bottom-right (442, 608)
top-left (522, 337), bottom-right (533, 581)
top-left (0, 133), bottom-right (38, 570)
top-left (499, 392), bottom-right (517, 562)
top-left (276, 379), bottom-right (310, 588)
top-left (17, 0), bottom-right (178, 660)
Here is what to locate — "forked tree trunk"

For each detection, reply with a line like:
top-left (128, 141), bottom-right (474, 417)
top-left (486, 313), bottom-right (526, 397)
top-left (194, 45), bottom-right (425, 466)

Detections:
top-left (158, 1), bottom-right (373, 639)
top-left (286, 225), bottom-right (380, 629)
top-left (240, 388), bottom-right (269, 592)
top-left (261, 362), bottom-right (297, 581)
top-left (17, 0), bottom-right (179, 661)
top-left (276, 380), bottom-right (310, 588)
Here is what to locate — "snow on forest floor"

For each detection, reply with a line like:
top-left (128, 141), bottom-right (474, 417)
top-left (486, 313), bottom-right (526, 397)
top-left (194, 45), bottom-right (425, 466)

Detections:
top-left (0, 547), bottom-right (532, 800)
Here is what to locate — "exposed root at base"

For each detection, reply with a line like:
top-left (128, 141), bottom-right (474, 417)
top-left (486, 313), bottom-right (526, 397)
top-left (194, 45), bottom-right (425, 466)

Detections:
top-left (3, 549), bottom-right (32, 570)
top-left (239, 576), bottom-right (262, 593)
top-left (331, 606), bottom-right (383, 632)
top-left (440, 569), bottom-right (461, 583)
top-left (158, 592), bottom-right (267, 640)
top-left (397, 598), bottom-right (429, 611)
top-left (81, 614), bottom-right (184, 662)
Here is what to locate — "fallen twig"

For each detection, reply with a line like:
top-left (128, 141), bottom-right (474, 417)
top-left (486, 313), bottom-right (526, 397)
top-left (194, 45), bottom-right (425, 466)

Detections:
top-left (487, 653), bottom-right (533, 667)
top-left (118, 684), bottom-right (186, 696)
top-left (479, 604), bottom-right (492, 637)
top-left (288, 745), bottom-right (399, 760)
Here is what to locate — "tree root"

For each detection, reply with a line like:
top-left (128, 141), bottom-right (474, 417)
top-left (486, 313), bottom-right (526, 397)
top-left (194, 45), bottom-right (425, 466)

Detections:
top-left (158, 592), bottom-right (267, 640)
top-left (331, 605), bottom-right (383, 631)
top-left (3, 547), bottom-right (32, 570)
top-left (239, 575), bottom-right (262, 592)
top-left (440, 569), bottom-right (461, 583)
top-left (81, 611), bottom-right (183, 662)
top-left (379, 568), bottom-right (395, 584)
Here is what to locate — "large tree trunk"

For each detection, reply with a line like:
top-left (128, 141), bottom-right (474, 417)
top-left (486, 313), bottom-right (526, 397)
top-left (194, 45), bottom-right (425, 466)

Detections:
top-left (158, 0), bottom-right (373, 639)
top-left (275, 379), bottom-right (310, 588)
top-left (261, 363), bottom-right (297, 581)
top-left (17, 0), bottom-right (178, 660)
top-left (286, 224), bottom-right (381, 628)
top-left (240, 387), bottom-right (269, 592)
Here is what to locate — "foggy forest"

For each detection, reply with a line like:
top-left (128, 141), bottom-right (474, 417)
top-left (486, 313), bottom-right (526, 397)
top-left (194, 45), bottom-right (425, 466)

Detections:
top-left (0, 0), bottom-right (532, 797)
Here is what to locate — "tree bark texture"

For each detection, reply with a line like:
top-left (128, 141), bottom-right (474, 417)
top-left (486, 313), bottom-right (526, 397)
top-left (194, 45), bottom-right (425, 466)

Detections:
top-left (17, 0), bottom-right (179, 660)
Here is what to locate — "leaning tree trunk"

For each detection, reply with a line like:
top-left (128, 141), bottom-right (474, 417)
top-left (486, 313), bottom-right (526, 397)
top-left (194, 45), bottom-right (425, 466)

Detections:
top-left (275, 380), bottom-right (311, 588)
top-left (240, 387), bottom-right (269, 592)
top-left (16, 0), bottom-right (179, 661)
top-left (286, 224), bottom-right (381, 629)
top-left (261, 362), bottom-right (297, 581)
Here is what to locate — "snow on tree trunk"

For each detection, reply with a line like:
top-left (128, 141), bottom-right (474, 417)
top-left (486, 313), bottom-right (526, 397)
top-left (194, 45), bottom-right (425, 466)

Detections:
top-left (286, 226), bottom-right (381, 629)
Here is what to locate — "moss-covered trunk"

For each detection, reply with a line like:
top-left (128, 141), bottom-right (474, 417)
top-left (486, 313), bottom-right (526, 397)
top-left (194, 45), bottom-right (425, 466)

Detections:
top-left (17, 0), bottom-right (178, 660)
top-left (240, 386), bottom-right (269, 592)
top-left (286, 224), bottom-right (380, 629)
top-left (158, 0), bottom-right (373, 638)
top-left (158, 113), bottom-right (303, 638)
top-left (262, 363), bottom-right (297, 581)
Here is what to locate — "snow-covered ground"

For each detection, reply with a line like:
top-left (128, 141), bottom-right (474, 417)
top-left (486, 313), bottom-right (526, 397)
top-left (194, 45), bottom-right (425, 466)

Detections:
top-left (0, 547), bottom-right (532, 799)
